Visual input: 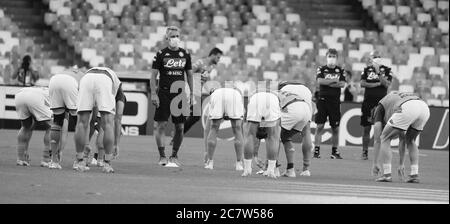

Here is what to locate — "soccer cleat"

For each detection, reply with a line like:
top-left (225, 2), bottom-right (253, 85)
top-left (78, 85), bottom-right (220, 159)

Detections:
top-left (282, 168), bottom-right (296, 178)
top-left (235, 161), bottom-right (244, 171)
top-left (406, 174), bottom-right (420, 183)
top-left (97, 159), bottom-right (105, 167)
top-left (256, 169), bottom-right (265, 175)
top-left (166, 156), bottom-right (180, 167)
top-left (48, 162), bottom-right (62, 170)
top-left (313, 149), bottom-right (321, 158)
top-left (73, 160), bottom-right (90, 172)
top-left (397, 166), bottom-right (406, 181)
top-left (274, 167), bottom-right (281, 177)
top-left (361, 150), bottom-right (368, 160)
top-left (16, 160), bottom-right (30, 166)
top-left (40, 161), bottom-right (51, 168)
top-left (265, 170), bottom-right (278, 179)
top-left (204, 159), bottom-right (214, 170)
top-left (375, 174), bottom-right (393, 182)
top-left (300, 170), bottom-right (311, 177)
top-left (90, 158), bottom-right (98, 166)
top-left (158, 157), bottom-right (168, 166)
top-left (241, 169), bottom-right (252, 177)
top-left (331, 151), bottom-right (343, 159)
top-left (102, 162), bottom-right (114, 173)
top-left (372, 165), bottom-right (382, 176)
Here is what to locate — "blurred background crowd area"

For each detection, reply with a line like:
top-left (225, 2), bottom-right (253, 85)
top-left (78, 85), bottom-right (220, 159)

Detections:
top-left (0, 0), bottom-right (448, 106)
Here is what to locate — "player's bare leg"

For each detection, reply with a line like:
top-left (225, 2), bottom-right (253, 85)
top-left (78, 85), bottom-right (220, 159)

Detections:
top-left (282, 139), bottom-right (296, 177)
top-left (42, 122), bottom-right (52, 167)
top-left (301, 123), bottom-right (313, 176)
top-left (49, 111), bottom-right (69, 169)
top-left (313, 123), bottom-right (325, 158)
top-left (397, 136), bottom-right (407, 181)
top-left (100, 112), bottom-right (115, 173)
top-left (205, 119), bottom-right (222, 169)
top-left (74, 111), bottom-right (91, 171)
top-left (372, 122), bottom-right (383, 176)
top-left (377, 125), bottom-right (404, 182)
top-left (203, 118), bottom-right (211, 164)
top-left (113, 101), bottom-right (125, 159)
top-left (242, 122), bottom-right (258, 176)
top-left (362, 125), bottom-right (371, 160)
top-left (265, 122), bottom-right (281, 179)
top-left (155, 121), bottom-right (168, 166)
top-left (16, 117), bottom-right (34, 166)
top-left (231, 119), bottom-right (244, 170)
top-left (168, 123), bottom-right (184, 167)
top-left (405, 128), bottom-right (421, 183)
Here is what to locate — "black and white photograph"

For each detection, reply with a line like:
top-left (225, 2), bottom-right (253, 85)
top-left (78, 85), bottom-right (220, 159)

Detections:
top-left (0, 0), bottom-right (448, 213)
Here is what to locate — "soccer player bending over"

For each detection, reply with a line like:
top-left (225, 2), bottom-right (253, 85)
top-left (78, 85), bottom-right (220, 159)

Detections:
top-left (371, 91), bottom-right (430, 183)
top-left (314, 48), bottom-right (346, 159)
top-left (150, 26), bottom-right (193, 167)
top-left (242, 90), bottom-right (281, 179)
top-left (277, 81), bottom-right (314, 177)
top-left (73, 67), bottom-right (122, 173)
top-left (47, 67), bottom-right (84, 169)
top-left (14, 87), bottom-right (52, 167)
top-left (204, 87), bottom-right (244, 170)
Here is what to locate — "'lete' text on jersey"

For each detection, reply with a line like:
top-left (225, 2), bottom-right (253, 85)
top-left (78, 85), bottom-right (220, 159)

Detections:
top-left (152, 47), bottom-right (192, 89)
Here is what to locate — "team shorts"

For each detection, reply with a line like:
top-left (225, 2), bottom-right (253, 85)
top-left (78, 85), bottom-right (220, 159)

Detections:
top-left (49, 74), bottom-right (78, 114)
top-left (281, 101), bottom-right (311, 132)
top-left (15, 88), bottom-right (52, 122)
top-left (387, 100), bottom-right (430, 131)
top-left (208, 88), bottom-right (244, 120)
top-left (77, 73), bottom-right (116, 115)
top-left (361, 97), bottom-right (382, 126)
top-left (315, 97), bottom-right (341, 128)
top-left (154, 88), bottom-right (188, 124)
top-left (246, 92), bottom-right (281, 127)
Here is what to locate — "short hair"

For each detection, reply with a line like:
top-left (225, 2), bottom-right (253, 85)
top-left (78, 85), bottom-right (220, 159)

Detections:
top-left (209, 47), bottom-right (223, 56)
top-left (326, 48), bottom-right (338, 57)
top-left (370, 50), bottom-right (381, 58)
top-left (165, 26), bottom-right (180, 38)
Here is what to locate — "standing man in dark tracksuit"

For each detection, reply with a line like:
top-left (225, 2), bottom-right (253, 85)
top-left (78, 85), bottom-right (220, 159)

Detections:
top-left (313, 48), bottom-right (346, 159)
top-left (360, 51), bottom-right (392, 160)
top-left (150, 26), bottom-right (193, 167)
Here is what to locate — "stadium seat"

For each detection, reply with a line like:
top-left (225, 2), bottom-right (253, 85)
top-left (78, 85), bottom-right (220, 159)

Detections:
top-left (332, 28), bottom-right (347, 39)
top-left (438, 21), bottom-right (449, 34)
top-left (431, 86), bottom-right (447, 98)
top-left (256, 13), bottom-right (270, 23)
top-left (50, 65), bottom-right (65, 74)
top-left (252, 5), bottom-right (266, 14)
top-left (422, 0), bottom-right (437, 11)
top-left (56, 7), bottom-right (71, 16)
top-left (256, 25), bottom-right (271, 36)
top-left (88, 15), bottom-right (103, 26)
top-left (408, 53), bottom-right (425, 67)
top-left (89, 29), bottom-right (103, 40)
top-left (399, 84), bottom-right (414, 92)
top-left (417, 13), bottom-right (431, 24)
top-left (397, 26), bottom-right (413, 42)
top-left (108, 3), bottom-right (123, 16)
top-left (90, 55), bottom-right (105, 67)
top-left (349, 29), bottom-right (364, 42)
top-left (263, 71), bottom-right (278, 81)
top-left (352, 63), bottom-right (366, 73)
top-left (441, 54), bottom-right (449, 64)
top-left (420, 46), bottom-right (435, 56)
top-left (120, 57), bottom-right (134, 68)
top-left (247, 58), bottom-right (261, 68)
top-left (185, 41), bottom-right (200, 54)
top-left (142, 51), bottom-right (156, 64)
top-left (219, 56), bottom-right (232, 67)
top-left (429, 66), bottom-right (445, 79)
top-left (359, 43), bottom-right (374, 53)
top-left (254, 39), bottom-right (269, 51)
top-left (397, 65), bottom-right (414, 82)
top-left (270, 53), bottom-right (285, 63)
top-left (119, 44), bottom-right (134, 56)
top-left (383, 25), bottom-right (398, 36)
top-left (150, 12), bottom-right (165, 22)
top-left (397, 6), bottom-right (411, 15)
top-left (348, 50), bottom-right (364, 61)
top-left (427, 98), bottom-right (443, 106)
top-left (442, 99), bottom-right (449, 107)
top-left (81, 48), bottom-right (97, 61)
top-left (286, 13), bottom-right (300, 24)
top-left (202, 0), bottom-right (215, 6)
top-left (0, 58), bottom-right (9, 67)
top-left (382, 5), bottom-right (396, 15)
top-left (213, 16), bottom-right (228, 28)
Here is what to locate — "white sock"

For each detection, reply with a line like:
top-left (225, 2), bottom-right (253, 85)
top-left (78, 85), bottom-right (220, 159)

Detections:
top-left (267, 160), bottom-right (276, 173)
top-left (410, 165), bottom-right (419, 175)
top-left (244, 159), bottom-right (252, 171)
top-left (383, 164), bottom-right (391, 175)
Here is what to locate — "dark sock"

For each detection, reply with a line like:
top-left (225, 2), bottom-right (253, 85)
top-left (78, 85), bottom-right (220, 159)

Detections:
top-left (94, 153), bottom-right (98, 160)
top-left (171, 148), bottom-right (179, 158)
top-left (314, 146), bottom-right (320, 151)
top-left (77, 158), bottom-right (84, 162)
top-left (287, 163), bottom-right (294, 169)
top-left (158, 147), bottom-right (165, 157)
top-left (332, 147), bottom-right (338, 154)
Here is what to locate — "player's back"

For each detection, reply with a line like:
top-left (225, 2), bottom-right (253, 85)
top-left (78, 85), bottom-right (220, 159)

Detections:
top-left (380, 91), bottom-right (421, 122)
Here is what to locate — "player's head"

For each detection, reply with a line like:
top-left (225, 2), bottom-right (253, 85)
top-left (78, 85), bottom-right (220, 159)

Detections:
top-left (165, 26), bottom-right (181, 48)
top-left (326, 48), bottom-right (338, 66)
top-left (369, 50), bottom-right (382, 68)
top-left (208, 47), bottom-right (223, 65)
